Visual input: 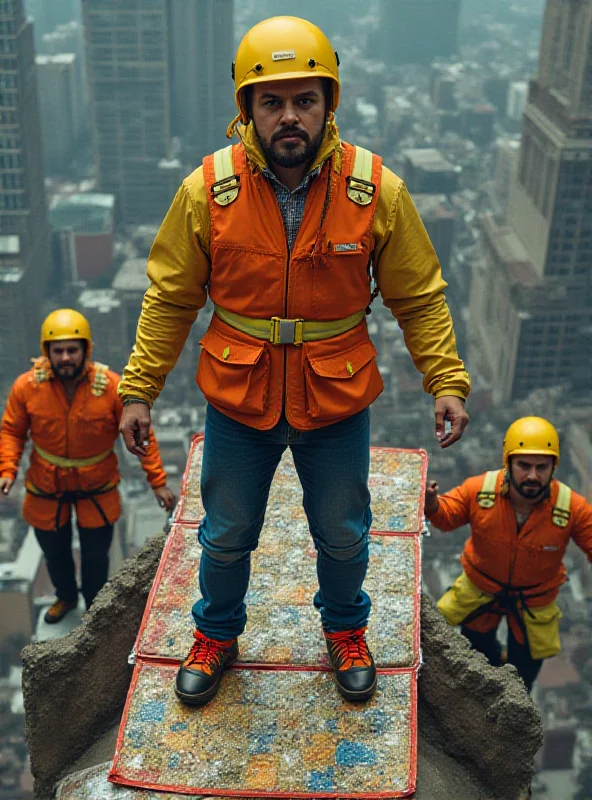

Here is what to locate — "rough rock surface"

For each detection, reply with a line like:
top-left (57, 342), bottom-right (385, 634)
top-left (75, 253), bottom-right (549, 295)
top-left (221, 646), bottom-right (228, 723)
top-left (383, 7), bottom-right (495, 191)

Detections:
top-left (22, 534), bottom-right (542, 799)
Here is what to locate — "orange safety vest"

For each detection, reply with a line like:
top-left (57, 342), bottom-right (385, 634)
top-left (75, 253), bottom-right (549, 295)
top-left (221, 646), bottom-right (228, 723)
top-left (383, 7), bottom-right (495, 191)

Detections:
top-left (198, 141), bottom-right (384, 431)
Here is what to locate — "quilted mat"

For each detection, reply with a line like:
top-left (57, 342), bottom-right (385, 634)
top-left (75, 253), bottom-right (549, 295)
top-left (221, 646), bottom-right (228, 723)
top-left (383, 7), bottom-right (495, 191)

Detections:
top-left (175, 437), bottom-right (426, 534)
top-left (110, 663), bottom-right (417, 798)
top-left (136, 524), bottom-right (420, 668)
top-left (109, 435), bottom-right (424, 798)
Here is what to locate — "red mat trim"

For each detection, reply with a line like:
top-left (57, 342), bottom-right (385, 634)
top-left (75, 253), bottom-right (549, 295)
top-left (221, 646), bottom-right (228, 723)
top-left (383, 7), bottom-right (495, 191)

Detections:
top-left (108, 659), bottom-right (418, 799)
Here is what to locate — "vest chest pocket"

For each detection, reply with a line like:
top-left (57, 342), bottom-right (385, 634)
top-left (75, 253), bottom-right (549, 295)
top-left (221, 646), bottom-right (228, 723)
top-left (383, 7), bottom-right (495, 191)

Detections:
top-left (304, 339), bottom-right (382, 421)
top-left (197, 327), bottom-right (270, 416)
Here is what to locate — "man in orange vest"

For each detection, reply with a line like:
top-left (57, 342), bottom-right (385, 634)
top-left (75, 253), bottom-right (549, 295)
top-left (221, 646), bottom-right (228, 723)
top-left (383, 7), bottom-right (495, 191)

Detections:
top-left (426, 417), bottom-right (592, 692)
top-left (0, 309), bottom-right (175, 624)
top-left (118, 17), bottom-right (470, 706)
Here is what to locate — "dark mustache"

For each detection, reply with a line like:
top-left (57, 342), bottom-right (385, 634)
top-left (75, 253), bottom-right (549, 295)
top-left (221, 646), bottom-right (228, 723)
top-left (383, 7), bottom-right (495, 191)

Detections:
top-left (273, 128), bottom-right (308, 142)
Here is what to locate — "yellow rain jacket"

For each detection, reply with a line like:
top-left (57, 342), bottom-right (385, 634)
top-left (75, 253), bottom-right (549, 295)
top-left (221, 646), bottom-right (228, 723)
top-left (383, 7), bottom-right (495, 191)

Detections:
top-left (118, 122), bottom-right (470, 411)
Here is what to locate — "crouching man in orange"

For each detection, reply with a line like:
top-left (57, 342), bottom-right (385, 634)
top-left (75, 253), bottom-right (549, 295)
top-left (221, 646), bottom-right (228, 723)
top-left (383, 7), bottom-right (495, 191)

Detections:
top-left (425, 417), bottom-right (592, 692)
top-left (0, 309), bottom-right (175, 624)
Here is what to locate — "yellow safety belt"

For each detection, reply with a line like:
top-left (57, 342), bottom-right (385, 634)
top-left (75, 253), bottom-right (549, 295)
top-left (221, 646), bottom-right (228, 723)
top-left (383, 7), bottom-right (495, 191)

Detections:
top-left (33, 442), bottom-right (113, 469)
top-left (346, 146), bottom-right (376, 206)
top-left (211, 145), bottom-right (240, 206)
top-left (214, 306), bottom-right (366, 346)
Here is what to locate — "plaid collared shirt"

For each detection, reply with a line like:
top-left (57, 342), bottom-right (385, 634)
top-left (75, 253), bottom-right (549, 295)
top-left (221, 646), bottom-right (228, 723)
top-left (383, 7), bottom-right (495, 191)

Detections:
top-left (262, 166), bottom-right (321, 251)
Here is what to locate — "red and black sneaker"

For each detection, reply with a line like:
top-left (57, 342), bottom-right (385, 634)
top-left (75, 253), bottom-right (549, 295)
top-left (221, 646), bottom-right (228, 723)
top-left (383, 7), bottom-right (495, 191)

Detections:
top-left (175, 630), bottom-right (239, 706)
top-left (324, 627), bottom-right (377, 702)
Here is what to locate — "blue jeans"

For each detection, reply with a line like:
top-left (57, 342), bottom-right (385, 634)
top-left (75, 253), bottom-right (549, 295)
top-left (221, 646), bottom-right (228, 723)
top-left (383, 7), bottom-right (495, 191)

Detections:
top-left (193, 404), bottom-right (372, 640)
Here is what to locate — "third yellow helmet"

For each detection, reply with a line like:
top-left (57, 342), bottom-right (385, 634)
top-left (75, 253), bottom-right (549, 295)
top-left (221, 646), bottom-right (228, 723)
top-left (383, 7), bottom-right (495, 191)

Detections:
top-left (503, 417), bottom-right (560, 469)
top-left (232, 17), bottom-right (340, 124)
top-left (40, 309), bottom-right (92, 357)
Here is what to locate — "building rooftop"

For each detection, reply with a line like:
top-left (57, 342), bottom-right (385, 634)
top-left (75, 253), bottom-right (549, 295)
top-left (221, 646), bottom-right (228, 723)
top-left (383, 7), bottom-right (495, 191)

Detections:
top-left (35, 53), bottom-right (76, 66)
top-left (0, 527), bottom-right (42, 585)
top-left (413, 193), bottom-right (456, 220)
top-left (78, 289), bottom-right (122, 313)
top-left (0, 235), bottom-right (20, 255)
top-left (404, 148), bottom-right (457, 172)
top-left (112, 259), bottom-right (149, 294)
top-left (49, 194), bottom-right (115, 235)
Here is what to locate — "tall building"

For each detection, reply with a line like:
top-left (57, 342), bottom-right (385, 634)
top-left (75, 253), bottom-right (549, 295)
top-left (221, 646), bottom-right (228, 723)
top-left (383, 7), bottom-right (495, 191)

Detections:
top-left (379, 0), bottom-right (461, 65)
top-left (169, 0), bottom-right (235, 163)
top-left (0, 0), bottom-right (52, 393)
top-left (82, 0), bottom-right (181, 224)
top-left (469, 0), bottom-right (592, 404)
top-left (36, 53), bottom-right (82, 172)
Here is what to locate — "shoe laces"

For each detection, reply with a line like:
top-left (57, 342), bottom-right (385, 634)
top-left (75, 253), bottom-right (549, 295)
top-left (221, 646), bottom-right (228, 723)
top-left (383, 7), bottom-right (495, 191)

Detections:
top-left (183, 631), bottom-right (234, 676)
top-left (325, 627), bottom-right (372, 670)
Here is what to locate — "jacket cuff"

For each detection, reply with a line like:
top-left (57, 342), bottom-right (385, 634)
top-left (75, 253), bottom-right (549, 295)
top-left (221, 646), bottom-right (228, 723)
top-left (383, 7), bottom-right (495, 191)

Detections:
top-left (433, 389), bottom-right (467, 401)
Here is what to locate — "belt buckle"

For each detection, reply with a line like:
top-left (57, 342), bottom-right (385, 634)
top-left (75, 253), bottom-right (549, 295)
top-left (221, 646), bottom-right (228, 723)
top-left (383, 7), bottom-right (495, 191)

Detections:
top-left (270, 317), bottom-right (304, 345)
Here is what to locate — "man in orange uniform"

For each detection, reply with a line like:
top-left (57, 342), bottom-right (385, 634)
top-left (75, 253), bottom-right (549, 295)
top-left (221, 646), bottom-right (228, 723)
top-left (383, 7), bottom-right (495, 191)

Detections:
top-left (0, 309), bottom-right (175, 624)
top-left (118, 17), bottom-right (470, 706)
top-left (426, 417), bottom-right (592, 692)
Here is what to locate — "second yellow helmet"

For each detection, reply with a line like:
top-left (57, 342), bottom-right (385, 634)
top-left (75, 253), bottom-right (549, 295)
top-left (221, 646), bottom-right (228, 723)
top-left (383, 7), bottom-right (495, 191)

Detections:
top-left (232, 17), bottom-right (340, 124)
top-left (503, 417), bottom-right (560, 469)
top-left (40, 309), bottom-right (92, 358)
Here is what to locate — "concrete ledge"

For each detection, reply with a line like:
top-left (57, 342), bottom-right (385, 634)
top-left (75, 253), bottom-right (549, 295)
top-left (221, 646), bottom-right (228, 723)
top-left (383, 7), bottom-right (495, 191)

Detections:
top-left (22, 534), bottom-right (166, 800)
top-left (22, 535), bottom-right (542, 799)
top-left (419, 596), bottom-right (543, 799)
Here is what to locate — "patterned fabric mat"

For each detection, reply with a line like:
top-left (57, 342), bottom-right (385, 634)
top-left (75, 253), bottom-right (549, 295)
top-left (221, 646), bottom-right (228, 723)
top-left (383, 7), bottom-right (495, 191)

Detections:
top-left (109, 662), bottom-right (417, 798)
top-left (175, 437), bottom-right (427, 534)
top-left (136, 524), bottom-right (420, 668)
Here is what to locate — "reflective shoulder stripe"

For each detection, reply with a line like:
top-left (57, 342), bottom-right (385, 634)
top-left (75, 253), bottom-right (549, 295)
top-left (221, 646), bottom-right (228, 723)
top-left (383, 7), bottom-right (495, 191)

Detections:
top-left (477, 470), bottom-right (499, 509)
top-left (352, 145), bottom-right (373, 182)
top-left (346, 145), bottom-right (375, 206)
top-left (212, 145), bottom-right (239, 206)
top-left (552, 482), bottom-right (571, 528)
top-left (91, 362), bottom-right (110, 397)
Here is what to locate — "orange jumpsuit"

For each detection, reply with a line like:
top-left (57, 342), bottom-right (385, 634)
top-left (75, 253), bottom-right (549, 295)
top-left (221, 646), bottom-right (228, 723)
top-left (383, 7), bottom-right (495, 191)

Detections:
top-left (427, 471), bottom-right (592, 642)
top-left (0, 358), bottom-right (167, 531)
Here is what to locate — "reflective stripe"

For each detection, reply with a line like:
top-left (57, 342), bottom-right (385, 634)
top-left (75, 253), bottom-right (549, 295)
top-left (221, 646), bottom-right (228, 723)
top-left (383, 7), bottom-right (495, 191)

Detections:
top-left (353, 145), bottom-right (373, 182)
top-left (33, 442), bottom-right (113, 469)
top-left (212, 145), bottom-right (240, 205)
top-left (346, 145), bottom-right (375, 206)
top-left (214, 305), bottom-right (366, 345)
top-left (477, 470), bottom-right (499, 508)
top-left (552, 482), bottom-right (571, 528)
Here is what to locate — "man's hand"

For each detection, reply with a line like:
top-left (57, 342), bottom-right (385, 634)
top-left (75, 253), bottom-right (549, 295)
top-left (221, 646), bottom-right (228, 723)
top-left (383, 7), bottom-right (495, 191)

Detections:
top-left (424, 480), bottom-right (439, 516)
top-left (434, 396), bottom-right (468, 449)
top-left (120, 401), bottom-right (152, 457)
top-left (153, 486), bottom-right (176, 512)
top-left (0, 477), bottom-right (14, 497)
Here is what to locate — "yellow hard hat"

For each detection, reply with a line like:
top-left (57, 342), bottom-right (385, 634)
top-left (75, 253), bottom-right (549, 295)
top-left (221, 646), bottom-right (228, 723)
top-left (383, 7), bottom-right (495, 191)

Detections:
top-left (40, 309), bottom-right (92, 357)
top-left (232, 16), bottom-right (340, 124)
top-left (503, 417), bottom-right (560, 469)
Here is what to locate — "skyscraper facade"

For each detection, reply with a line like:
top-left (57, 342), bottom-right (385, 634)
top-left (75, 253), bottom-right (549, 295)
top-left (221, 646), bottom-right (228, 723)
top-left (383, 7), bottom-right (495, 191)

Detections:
top-left (169, 0), bottom-right (235, 163)
top-left (469, 0), bottom-right (592, 403)
top-left (82, 0), bottom-right (180, 224)
top-left (0, 0), bottom-right (52, 393)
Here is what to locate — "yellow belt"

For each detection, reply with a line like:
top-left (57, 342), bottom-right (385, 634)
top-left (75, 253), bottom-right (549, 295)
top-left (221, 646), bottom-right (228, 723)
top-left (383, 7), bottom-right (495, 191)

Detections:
top-left (33, 443), bottom-right (113, 469)
top-left (214, 306), bottom-right (366, 346)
